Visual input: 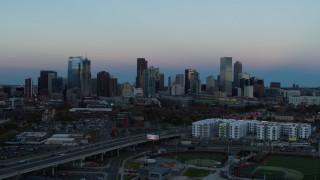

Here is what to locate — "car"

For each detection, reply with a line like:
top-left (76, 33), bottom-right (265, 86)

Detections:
top-left (19, 160), bottom-right (26, 163)
top-left (59, 153), bottom-right (65, 156)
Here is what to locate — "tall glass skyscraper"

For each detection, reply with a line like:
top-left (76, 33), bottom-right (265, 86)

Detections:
top-left (143, 66), bottom-right (159, 97)
top-left (185, 69), bottom-right (200, 94)
top-left (220, 57), bottom-right (232, 96)
top-left (136, 58), bottom-right (148, 88)
top-left (233, 61), bottom-right (242, 88)
top-left (68, 56), bottom-right (91, 96)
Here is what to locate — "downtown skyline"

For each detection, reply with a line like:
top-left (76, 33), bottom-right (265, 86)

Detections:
top-left (1, 1), bottom-right (320, 87)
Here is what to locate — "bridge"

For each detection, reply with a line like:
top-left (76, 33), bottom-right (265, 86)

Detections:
top-left (0, 133), bottom-right (180, 179)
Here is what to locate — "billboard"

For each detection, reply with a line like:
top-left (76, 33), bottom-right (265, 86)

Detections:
top-left (147, 134), bottom-right (159, 141)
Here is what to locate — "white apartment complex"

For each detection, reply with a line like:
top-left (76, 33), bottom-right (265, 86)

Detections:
top-left (288, 96), bottom-right (320, 106)
top-left (265, 123), bottom-right (281, 141)
top-left (192, 118), bottom-right (312, 141)
top-left (229, 120), bottom-right (247, 139)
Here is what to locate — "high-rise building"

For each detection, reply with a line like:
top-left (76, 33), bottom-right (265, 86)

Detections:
top-left (91, 78), bottom-right (97, 95)
top-left (24, 78), bottom-right (32, 99)
top-left (220, 57), bottom-right (232, 96)
top-left (233, 61), bottom-right (242, 88)
top-left (251, 77), bottom-right (265, 98)
top-left (68, 56), bottom-right (83, 89)
top-left (122, 82), bottom-right (133, 97)
top-left (67, 56), bottom-right (91, 96)
top-left (110, 77), bottom-right (118, 97)
top-left (185, 69), bottom-right (196, 94)
top-left (175, 74), bottom-right (184, 87)
top-left (52, 76), bottom-right (63, 94)
top-left (190, 71), bottom-right (201, 94)
top-left (143, 66), bottom-right (160, 97)
top-left (136, 58), bottom-right (148, 88)
top-left (206, 76), bottom-right (215, 95)
top-left (97, 71), bottom-right (110, 97)
top-left (82, 58), bottom-right (91, 96)
top-left (168, 76), bottom-right (175, 95)
top-left (239, 73), bottom-right (250, 89)
top-left (38, 70), bottom-right (57, 96)
top-left (157, 73), bottom-right (165, 92)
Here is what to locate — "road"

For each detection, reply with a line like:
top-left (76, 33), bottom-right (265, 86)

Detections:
top-left (0, 132), bottom-right (180, 179)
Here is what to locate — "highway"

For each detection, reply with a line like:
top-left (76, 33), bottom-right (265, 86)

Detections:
top-left (0, 133), bottom-right (180, 179)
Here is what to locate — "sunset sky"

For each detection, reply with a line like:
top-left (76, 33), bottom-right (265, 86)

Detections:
top-left (0, 1), bottom-right (319, 87)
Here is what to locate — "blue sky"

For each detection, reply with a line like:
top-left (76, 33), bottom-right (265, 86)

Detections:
top-left (0, 1), bottom-right (320, 87)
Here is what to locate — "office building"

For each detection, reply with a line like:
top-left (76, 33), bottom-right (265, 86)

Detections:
top-left (233, 61), bottom-right (242, 88)
top-left (67, 56), bottom-right (91, 96)
top-left (185, 69), bottom-right (195, 94)
top-left (244, 86), bottom-right (254, 98)
top-left (122, 82), bottom-right (133, 97)
top-left (168, 76), bottom-right (175, 95)
top-left (97, 71), bottom-right (110, 97)
top-left (250, 77), bottom-right (265, 98)
top-left (143, 66), bottom-right (160, 97)
top-left (185, 69), bottom-right (200, 94)
top-left (220, 57), bottom-right (232, 96)
top-left (24, 78), bottom-right (32, 99)
top-left (52, 76), bottom-right (63, 94)
top-left (175, 74), bottom-right (184, 87)
top-left (136, 58), bottom-right (148, 88)
top-left (38, 70), bottom-right (57, 96)
top-left (91, 78), bottom-right (97, 96)
top-left (206, 76), bottom-right (216, 95)
top-left (82, 58), bottom-right (91, 96)
top-left (109, 77), bottom-right (118, 97)
top-left (156, 73), bottom-right (165, 92)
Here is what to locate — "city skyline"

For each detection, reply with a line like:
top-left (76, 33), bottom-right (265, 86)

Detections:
top-left (1, 1), bottom-right (320, 87)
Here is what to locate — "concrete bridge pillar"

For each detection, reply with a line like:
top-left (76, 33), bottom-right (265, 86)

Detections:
top-left (80, 158), bottom-right (83, 167)
top-left (101, 153), bottom-right (104, 162)
top-left (52, 166), bottom-right (55, 176)
top-left (117, 149), bottom-right (120, 157)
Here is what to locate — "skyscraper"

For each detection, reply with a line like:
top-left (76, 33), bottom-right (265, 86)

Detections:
top-left (67, 56), bottom-right (91, 96)
top-left (110, 77), bottom-right (118, 97)
top-left (24, 78), bottom-right (32, 99)
top-left (38, 70), bottom-right (57, 96)
top-left (206, 76), bottom-right (215, 95)
top-left (220, 57), bottom-right (232, 96)
top-left (185, 69), bottom-right (200, 94)
top-left (175, 74), bottom-right (184, 87)
top-left (97, 71), bottom-right (110, 97)
top-left (52, 76), bottom-right (63, 94)
top-left (157, 73), bottom-right (165, 92)
top-left (91, 78), bottom-right (97, 96)
top-left (233, 61), bottom-right (242, 88)
top-left (82, 58), bottom-right (91, 96)
top-left (136, 58), bottom-right (148, 88)
top-left (143, 66), bottom-right (160, 97)
top-left (185, 69), bottom-right (196, 94)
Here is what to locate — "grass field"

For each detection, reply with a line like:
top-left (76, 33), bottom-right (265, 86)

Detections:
top-left (164, 152), bottom-right (227, 163)
top-left (124, 159), bottom-right (140, 170)
top-left (183, 167), bottom-right (211, 178)
top-left (238, 154), bottom-right (320, 180)
top-left (253, 168), bottom-right (285, 180)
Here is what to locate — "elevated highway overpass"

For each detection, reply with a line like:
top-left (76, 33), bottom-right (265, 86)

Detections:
top-left (0, 133), bottom-right (180, 179)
